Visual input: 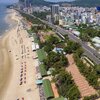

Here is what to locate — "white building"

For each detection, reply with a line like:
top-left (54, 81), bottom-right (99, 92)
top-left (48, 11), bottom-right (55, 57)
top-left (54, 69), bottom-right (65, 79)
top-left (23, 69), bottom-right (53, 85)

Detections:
top-left (72, 31), bottom-right (80, 37)
top-left (92, 37), bottom-right (100, 48)
top-left (51, 4), bottom-right (60, 23)
top-left (46, 15), bottom-right (51, 22)
top-left (92, 37), bottom-right (100, 44)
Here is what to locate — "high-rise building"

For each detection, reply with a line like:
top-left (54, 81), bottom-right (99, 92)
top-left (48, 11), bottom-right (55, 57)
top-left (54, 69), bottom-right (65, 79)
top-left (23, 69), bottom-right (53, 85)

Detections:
top-left (51, 4), bottom-right (59, 24)
top-left (24, 0), bottom-right (31, 7)
top-left (51, 4), bottom-right (59, 15)
top-left (22, 0), bottom-right (32, 13)
top-left (18, 0), bottom-right (24, 10)
top-left (18, 0), bottom-right (28, 9)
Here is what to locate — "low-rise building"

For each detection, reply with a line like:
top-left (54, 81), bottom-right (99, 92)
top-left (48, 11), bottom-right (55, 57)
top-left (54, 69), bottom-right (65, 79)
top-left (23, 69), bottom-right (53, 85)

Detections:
top-left (72, 31), bottom-right (80, 37)
top-left (92, 37), bottom-right (100, 48)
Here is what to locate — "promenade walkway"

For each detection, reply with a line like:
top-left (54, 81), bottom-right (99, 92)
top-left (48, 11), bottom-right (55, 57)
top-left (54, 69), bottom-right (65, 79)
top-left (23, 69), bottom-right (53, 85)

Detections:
top-left (66, 54), bottom-right (97, 97)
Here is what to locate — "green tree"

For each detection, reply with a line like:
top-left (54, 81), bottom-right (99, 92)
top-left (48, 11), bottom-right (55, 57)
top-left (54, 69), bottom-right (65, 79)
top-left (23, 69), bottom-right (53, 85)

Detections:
top-left (60, 54), bottom-right (68, 66)
top-left (52, 62), bottom-right (63, 70)
top-left (64, 46), bottom-right (72, 54)
top-left (80, 32), bottom-right (90, 41)
top-left (95, 65), bottom-right (100, 76)
top-left (64, 40), bottom-right (81, 54)
top-left (46, 35), bottom-right (59, 44)
top-left (75, 47), bottom-right (84, 57)
top-left (83, 94), bottom-right (98, 100)
top-left (44, 43), bottom-right (54, 53)
top-left (55, 70), bottom-right (80, 100)
top-left (43, 52), bottom-right (60, 70)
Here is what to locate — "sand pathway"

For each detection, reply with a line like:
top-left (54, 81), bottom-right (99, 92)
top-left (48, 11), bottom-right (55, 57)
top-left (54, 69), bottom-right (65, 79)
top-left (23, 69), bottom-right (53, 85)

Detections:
top-left (66, 54), bottom-right (97, 97)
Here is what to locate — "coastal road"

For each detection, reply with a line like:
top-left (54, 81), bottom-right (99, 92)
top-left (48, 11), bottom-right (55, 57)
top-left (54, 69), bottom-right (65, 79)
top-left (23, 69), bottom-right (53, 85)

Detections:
top-left (16, 9), bottom-right (100, 65)
top-left (42, 20), bottom-right (100, 64)
top-left (55, 26), bottom-right (100, 65)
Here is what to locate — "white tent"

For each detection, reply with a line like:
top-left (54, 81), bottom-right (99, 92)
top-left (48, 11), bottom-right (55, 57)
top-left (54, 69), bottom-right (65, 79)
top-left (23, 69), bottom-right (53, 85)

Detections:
top-left (32, 43), bottom-right (36, 51)
top-left (32, 43), bottom-right (39, 51)
top-left (36, 73), bottom-right (42, 80)
top-left (35, 43), bottom-right (39, 49)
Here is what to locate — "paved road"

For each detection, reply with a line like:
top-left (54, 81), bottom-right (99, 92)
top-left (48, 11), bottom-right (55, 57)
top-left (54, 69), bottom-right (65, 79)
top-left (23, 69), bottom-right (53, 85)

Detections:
top-left (43, 21), bottom-right (100, 64)
top-left (56, 26), bottom-right (100, 65)
top-left (39, 20), bottom-right (100, 65)
top-left (16, 9), bottom-right (100, 65)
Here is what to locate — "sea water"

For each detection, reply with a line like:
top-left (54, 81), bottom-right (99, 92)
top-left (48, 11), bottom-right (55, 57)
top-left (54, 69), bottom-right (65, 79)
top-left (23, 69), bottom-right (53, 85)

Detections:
top-left (0, 4), bottom-right (10, 35)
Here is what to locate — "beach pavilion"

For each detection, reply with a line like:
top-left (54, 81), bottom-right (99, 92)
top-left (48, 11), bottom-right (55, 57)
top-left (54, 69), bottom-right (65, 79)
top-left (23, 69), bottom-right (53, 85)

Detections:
top-left (43, 79), bottom-right (54, 100)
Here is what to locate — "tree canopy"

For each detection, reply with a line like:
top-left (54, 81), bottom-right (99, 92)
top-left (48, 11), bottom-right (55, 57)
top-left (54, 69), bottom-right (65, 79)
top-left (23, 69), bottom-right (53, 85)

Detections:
top-left (64, 40), bottom-right (81, 54)
top-left (54, 70), bottom-right (80, 100)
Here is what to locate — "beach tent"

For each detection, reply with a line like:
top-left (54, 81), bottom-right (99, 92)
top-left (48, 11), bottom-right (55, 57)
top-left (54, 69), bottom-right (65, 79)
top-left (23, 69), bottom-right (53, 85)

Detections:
top-left (32, 43), bottom-right (36, 51)
top-left (35, 43), bottom-right (39, 49)
top-left (35, 80), bottom-right (43, 85)
top-left (36, 73), bottom-right (42, 80)
top-left (43, 79), bottom-right (54, 99)
top-left (30, 37), bottom-right (34, 42)
top-left (32, 43), bottom-right (39, 51)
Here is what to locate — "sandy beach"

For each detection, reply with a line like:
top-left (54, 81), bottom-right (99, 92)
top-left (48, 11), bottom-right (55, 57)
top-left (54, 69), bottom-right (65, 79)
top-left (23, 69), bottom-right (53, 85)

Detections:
top-left (0, 9), bottom-right (16, 99)
top-left (0, 32), bottom-right (12, 99)
top-left (0, 9), bottom-right (40, 100)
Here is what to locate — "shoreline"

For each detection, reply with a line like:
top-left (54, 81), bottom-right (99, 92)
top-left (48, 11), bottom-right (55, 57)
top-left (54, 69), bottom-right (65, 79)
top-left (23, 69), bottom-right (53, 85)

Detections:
top-left (0, 31), bottom-right (12, 99)
top-left (0, 7), bottom-right (11, 37)
top-left (0, 8), bottom-right (17, 39)
top-left (0, 9), bottom-right (18, 99)
top-left (0, 8), bottom-right (40, 100)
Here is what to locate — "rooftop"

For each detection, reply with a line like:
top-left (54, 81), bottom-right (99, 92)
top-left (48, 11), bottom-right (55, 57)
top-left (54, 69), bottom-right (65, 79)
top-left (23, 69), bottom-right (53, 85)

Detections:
top-left (39, 64), bottom-right (47, 77)
top-left (92, 37), bottom-right (100, 44)
top-left (43, 79), bottom-right (54, 99)
top-left (37, 49), bottom-right (46, 62)
top-left (51, 97), bottom-right (65, 100)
